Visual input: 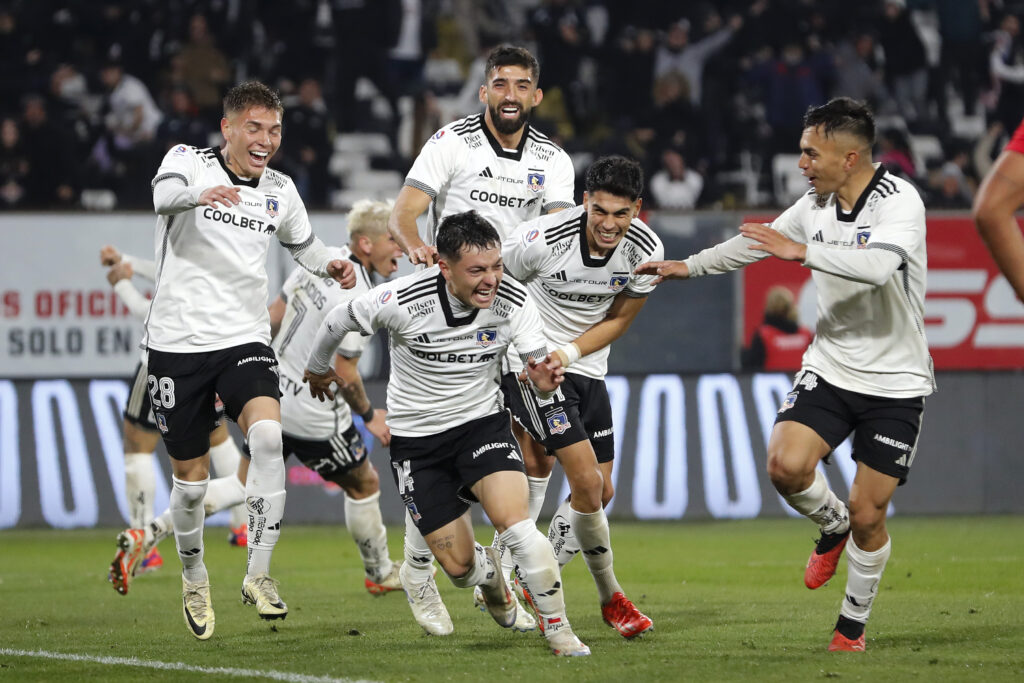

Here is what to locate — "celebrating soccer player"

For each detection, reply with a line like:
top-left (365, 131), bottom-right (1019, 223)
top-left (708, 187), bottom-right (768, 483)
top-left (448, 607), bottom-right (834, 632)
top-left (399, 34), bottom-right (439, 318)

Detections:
top-left (638, 98), bottom-right (933, 652)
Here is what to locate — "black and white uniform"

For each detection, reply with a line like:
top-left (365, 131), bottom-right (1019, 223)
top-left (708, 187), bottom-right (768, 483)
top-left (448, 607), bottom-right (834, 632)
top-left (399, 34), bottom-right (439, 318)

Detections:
top-left (272, 247), bottom-right (373, 479)
top-left (405, 113), bottom-right (575, 241)
top-left (145, 144), bottom-right (337, 459)
top-left (500, 206), bottom-right (663, 461)
top-left (306, 267), bottom-right (550, 535)
top-left (685, 164), bottom-right (934, 481)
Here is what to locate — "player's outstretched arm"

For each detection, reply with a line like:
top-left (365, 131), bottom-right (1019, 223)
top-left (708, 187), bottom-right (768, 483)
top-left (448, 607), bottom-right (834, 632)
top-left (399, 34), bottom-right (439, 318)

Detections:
top-left (302, 367), bottom-right (345, 402)
top-left (554, 293), bottom-right (647, 367)
top-left (739, 222), bottom-right (807, 261)
top-left (335, 355), bottom-right (390, 446)
top-left (974, 149), bottom-right (1024, 302)
top-left (100, 245), bottom-right (121, 266)
top-left (634, 260), bottom-right (690, 284)
top-left (327, 259), bottom-right (357, 289)
top-left (388, 185), bottom-right (437, 266)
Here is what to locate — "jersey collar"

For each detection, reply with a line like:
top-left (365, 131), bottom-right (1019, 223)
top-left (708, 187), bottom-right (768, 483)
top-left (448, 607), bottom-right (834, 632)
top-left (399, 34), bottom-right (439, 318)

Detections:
top-left (436, 273), bottom-right (480, 327)
top-left (480, 113), bottom-right (531, 161)
top-left (835, 163), bottom-right (886, 223)
top-left (214, 147), bottom-right (261, 188)
top-left (577, 212), bottom-right (616, 267)
top-left (348, 252), bottom-right (373, 289)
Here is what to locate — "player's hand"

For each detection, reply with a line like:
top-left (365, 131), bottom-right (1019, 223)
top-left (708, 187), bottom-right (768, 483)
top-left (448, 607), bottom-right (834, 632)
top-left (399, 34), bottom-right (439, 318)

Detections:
top-left (525, 354), bottom-right (565, 394)
top-left (106, 261), bottom-right (134, 286)
top-left (100, 245), bottom-right (122, 266)
top-left (327, 259), bottom-right (357, 288)
top-left (365, 408), bottom-right (391, 446)
top-left (198, 185), bottom-right (242, 208)
top-left (635, 260), bottom-right (689, 284)
top-left (409, 244), bottom-right (438, 267)
top-left (303, 368), bottom-right (346, 402)
top-left (739, 222), bottom-right (807, 261)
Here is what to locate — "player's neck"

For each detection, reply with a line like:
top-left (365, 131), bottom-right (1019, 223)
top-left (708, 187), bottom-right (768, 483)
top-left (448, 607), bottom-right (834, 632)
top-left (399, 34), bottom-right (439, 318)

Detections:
top-left (221, 147), bottom-right (256, 180)
top-left (836, 162), bottom-right (877, 212)
top-left (484, 113), bottom-right (526, 151)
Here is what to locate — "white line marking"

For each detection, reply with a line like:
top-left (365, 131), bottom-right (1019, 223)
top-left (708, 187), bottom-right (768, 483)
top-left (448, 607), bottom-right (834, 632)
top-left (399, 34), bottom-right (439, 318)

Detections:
top-left (0, 649), bottom-right (380, 683)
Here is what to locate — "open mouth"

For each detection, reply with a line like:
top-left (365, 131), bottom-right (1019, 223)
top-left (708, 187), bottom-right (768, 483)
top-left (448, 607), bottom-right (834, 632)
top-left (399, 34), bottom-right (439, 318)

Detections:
top-left (473, 285), bottom-right (495, 304)
top-left (249, 149), bottom-right (269, 166)
top-left (596, 228), bottom-right (619, 244)
top-left (499, 105), bottom-right (520, 119)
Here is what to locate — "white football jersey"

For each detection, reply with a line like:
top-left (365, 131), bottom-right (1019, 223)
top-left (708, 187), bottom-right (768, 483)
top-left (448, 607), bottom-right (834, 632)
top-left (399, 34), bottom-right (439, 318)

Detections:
top-left (502, 205), bottom-right (664, 380)
top-left (274, 247), bottom-right (372, 440)
top-left (405, 113), bottom-right (576, 241)
top-left (340, 267), bottom-right (548, 437)
top-left (687, 164), bottom-right (934, 398)
top-left (145, 145), bottom-right (318, 352)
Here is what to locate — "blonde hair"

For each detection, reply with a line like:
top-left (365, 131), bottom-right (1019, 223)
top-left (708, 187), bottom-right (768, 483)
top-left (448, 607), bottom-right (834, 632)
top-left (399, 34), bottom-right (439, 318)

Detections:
top-left (765, 286), bottom-right (798, 322)
top-left (347, 199), bottom-right (394, 241)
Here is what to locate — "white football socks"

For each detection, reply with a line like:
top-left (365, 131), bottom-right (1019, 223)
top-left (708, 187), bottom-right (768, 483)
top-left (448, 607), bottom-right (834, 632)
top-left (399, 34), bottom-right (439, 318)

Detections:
top-left (841, 536), bottom-right (891, 625)
top-left (444, 542), bottom-right (494, 589)
top-left (244, 420), bottom-right (286, 577)
top-left (547, 498), bottom-right (581, 568)
top-left (500, 518), bottom-right (568, 633)
top-left (170, 475), bottom-right (209, 584)
top-left (209, 437), bottom-right (247, 529)
top-left (570, 506), bottom-right (622, 605)
top-left (403, 510), bottom-right (435, 583)
top-left (345, 491), bottom-right (393, 582)
top-left (492, 474), bottom-right (552, 577)
top-left (784, 469), bottom-right (850, 534)
top-left (124, 452), bottom-right (155, 529)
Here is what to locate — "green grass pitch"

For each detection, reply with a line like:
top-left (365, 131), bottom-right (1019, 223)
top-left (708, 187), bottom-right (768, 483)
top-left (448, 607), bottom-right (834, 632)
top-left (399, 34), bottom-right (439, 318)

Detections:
top-left (1, 517), bottom-right (1022, 682)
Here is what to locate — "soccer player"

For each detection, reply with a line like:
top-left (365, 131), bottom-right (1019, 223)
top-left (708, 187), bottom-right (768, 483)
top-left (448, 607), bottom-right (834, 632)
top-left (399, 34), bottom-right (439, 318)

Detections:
top-left (973, 118), bottom-right (1024, 300)
top-left (501, 155), bottom-right (660, 638)
top-left (108, 201), bottom-right (407, 597)
top-left (387, 44), bottom-right (574, 630)
top-left (637, 98), bottom-right (934, 652)
top-left (145, 81), bottom-right (355, 639)
top-left (99, 246), bottom-right (248, 597)
top-left (304, 211), bottom-right (590, 656)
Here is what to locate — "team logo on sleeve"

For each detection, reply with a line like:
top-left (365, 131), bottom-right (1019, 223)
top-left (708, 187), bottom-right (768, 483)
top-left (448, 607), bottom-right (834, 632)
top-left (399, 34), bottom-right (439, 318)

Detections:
top-left (379, 290), bottom-right (393, 304)
top-left (527, 172), bottom-right (545, 193)
top-left (525, 228), bottom-right (541, 244)
top-left (431, 130), bottom-right (445, 142)
top-left (856, 230), bottom-right (870, 248)
top-left (608, 275), bottom-right (629, 290)
top-left (476, 329), bottom-right (497, 347)
top-left (546, 410), bottom-right (571, 435)
top-left (266, 197), bottom-right (280, 218)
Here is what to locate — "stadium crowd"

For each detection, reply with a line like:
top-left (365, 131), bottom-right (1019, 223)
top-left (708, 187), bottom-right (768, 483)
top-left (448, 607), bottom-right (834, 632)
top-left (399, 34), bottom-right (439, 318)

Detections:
top-left (0, 0), bottom-right (1015, 211)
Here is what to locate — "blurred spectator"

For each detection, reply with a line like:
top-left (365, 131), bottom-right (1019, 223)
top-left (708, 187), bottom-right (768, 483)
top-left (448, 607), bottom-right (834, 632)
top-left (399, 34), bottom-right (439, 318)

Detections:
top-left (156, 87), bottom-right (210, 151)
top-left (928, 146), bottom-right (975, 209)
top-left (20, 95), bottom-right (78, 207)
top-left (529, 0), bottom-right (589, 127)
top-left (649, 147), bottom-right (703, 210)
top-left (933, 0), bottom-right (988, 118)
top-left (878, 0), bottom-right (929, 126)
top-left (832, 32), bottom-right (888, 110)
top-left (0, 118), bottom-right (30, 208)
top-left (176, 14), bottom-right (231, 120)
top-left (653, 14), bottom-right (741, 108)
top-left (603, 27), bottom-right (657, 127)
top-left (741, 285), bottom-right (813, 371)
top-left (646, 73), bottom-right (703, 162)
top-left (278, 78), bottom-right (331, 206)
top-left (99, 59), bottom-right (163, 148)
top-left (989, 12), bottom-right (1024, 137)
top-left (876, 128), bottom-right (917, 181)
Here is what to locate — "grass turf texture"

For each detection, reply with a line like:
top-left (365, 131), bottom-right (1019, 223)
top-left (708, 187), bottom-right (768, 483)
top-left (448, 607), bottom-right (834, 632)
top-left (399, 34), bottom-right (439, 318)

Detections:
top-left (1, 517), bottom-right (1022, 682)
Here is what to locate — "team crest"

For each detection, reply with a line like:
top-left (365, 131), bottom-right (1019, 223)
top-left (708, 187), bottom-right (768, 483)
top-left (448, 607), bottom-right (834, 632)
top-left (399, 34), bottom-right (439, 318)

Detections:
top-left (404, 497), bottom-right (422, 523)
top-left (266, 197), bottom-right (280, 218)
top-left (155, 412), bottom-right (169, 434)
top-left (527, 172), bottom-right (545, 193)
top-left (856, 231), bottom-right (870, 248)
top-left (778, 391), bottom-right (798, 413)
top-left (608, 275), bottom-right (629, 290)
top-left (546, 411), bottom-right (571, 435)
top-left (476, 329), bottom-right (497, 347)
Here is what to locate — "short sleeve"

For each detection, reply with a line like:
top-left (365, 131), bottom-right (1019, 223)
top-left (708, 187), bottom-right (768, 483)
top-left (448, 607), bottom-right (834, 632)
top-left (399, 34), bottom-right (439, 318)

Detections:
top-left (404, 127), bottom-right (460, 198)
top-left (542, 151), bottom-right (577, 213)
top-left (151, 144), bottom-right (200, 190)
top-left (502, 218), bottom-right (554, 282)
top-left (626, 235), bottom-right (665, 297)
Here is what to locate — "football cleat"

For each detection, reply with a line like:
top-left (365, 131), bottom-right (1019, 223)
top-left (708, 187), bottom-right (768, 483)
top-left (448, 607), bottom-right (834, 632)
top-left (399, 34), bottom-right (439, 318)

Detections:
top-left (365, 563), bottom-right (403, 595)
top-left (473, 585), bottom-right (537, 632)
top-left (476, 547), bottom-right (517, 628)
top-left (241, 573), bottom-right (288, 620)
top-left (136, 547), bottom-right (164, 575)
top-left (108, 528), bottom-right (147, 596)
top-left (228, 524), bottom-right (248, 547)
top-left (400, 561), bottom-right (453, 636)
top-left (545, 623), bottom-right (591, 657)
top-left (805, 530), bottom-right (850, 589)
top-left (601, 591), bottom-right (654, 638)
top-left (829, 629), bottom-right (866, 652)
top-left (182, 577), bottom-right (215, 640)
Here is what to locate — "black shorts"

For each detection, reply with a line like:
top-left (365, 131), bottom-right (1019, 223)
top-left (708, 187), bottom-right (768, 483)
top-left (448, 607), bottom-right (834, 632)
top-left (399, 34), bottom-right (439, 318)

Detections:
top-left (281, 424), bottom-right (369, 482)
top-left (502, 372), bottom-right (615, 463)
top-left (146, 342), bottom-right (281, 460)
top-left (388, 411), bottom-right (526, 536)
top-left (124, 361), bottom-right (158, 431)
top-left (775, 370), bottom-right (926, 483)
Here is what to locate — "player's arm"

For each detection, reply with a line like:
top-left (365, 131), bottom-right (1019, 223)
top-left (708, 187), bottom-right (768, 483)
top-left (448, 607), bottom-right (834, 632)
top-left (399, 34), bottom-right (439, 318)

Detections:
top-left (151, 146), bottom-right (239, 215)
top-left (553, 292), bottom-right (646, 367)
top-left (973, 149), bottom-right (1024, 301)
top-left (268, 295), bottom-right (286, 340)
top-left (305, 293), bottom-right (379, 401)
top-left (388, 184), bottom-right (438, 266)
top-left (106, 262), bottom-right (152, 320)
top-left (276, 194), bottom-right (356, 287)
top-left (334, 354), bottom-right (390, 446)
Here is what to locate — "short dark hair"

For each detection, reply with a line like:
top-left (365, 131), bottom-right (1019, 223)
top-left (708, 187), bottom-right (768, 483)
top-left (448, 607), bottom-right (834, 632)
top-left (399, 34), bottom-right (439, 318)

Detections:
top-left (584, 155), bottom-right (644, 201)
top-left (436, 211), bottom-right (501, 262)
top-left (484, 45), bottom-right (540, 83)
top-left (223, 81), bottom-right (283, 117)
top-left (803, 97), bottom-right (875, 147)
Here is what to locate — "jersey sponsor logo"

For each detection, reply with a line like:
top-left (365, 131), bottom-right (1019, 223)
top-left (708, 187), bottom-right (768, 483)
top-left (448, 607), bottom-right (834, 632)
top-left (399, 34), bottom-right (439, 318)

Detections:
top-left (856, 230), bottom-right (870, 248)
top-left (236, 354), bottom-right (277, 366)
top-left (410, 348), bottom-right (498, 363)
top-left (476, 329), bottom-right (497, 347)
top-left (812, 230), bottom-right (824, 242)
top-left (592, 427), bottom-right (613, 438)
top-left (471, 441), bottom-right (513, 459)
top-left (608, 275), bottom-right (629, 290)
top-left (379, 290), bottom-right (393, 304)
top-left (172, 144), bottom-right (187, 156)
top-left (872, 432), bottom-right (912, 451)
top-left (469, 189), bottom-right (529, 208)
top-left (508, 449), bottom-right (522, 462)
top-left (778, 391), bottom-right (798, 413)
top-left (540, 281), bottom-right (612, 304)
top-left (527, 172), bottom-right (545, 192)
top-left (546, 410), bottom-right (571, 434)
top-left (431, 130), bottom-right (445, 141)
top-left (201, 207), bottom-right (276, 234)
top-left (525, 228), bottom-right (541, 244)
top-left (266, 196), bottom-right (280, 218)
top-left (478, 166), bottom-right (493, 178)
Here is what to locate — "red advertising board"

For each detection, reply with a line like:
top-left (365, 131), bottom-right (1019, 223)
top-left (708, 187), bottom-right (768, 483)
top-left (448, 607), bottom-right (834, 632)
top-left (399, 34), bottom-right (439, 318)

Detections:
top-left (742, 215), bottom-right (1024, 369)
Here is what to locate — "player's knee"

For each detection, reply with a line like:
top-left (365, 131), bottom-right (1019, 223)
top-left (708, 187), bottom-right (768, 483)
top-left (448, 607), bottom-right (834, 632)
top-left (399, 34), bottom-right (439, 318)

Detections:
top-left (848, 494), bottom-right (887, 536)
top-left (766, 449), bottom-right (805, 492)
top-left (438, 554), bottom-right (474, 582)
top-left (601, 479), bottom-right (615, 508)
top-left (569, 470), bottom-right (603, 512)
top-left (246, 420), bottom-right (282, 457)
top-left (338, 463), bottom-right (380, 498)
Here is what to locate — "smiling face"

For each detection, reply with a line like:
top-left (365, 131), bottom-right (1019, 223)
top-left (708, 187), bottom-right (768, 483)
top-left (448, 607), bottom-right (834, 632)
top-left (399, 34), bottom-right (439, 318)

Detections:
top-left (439, 244), bottom-right (503, 309)
top-left (583, 190), bottom-right (642, 255)
top-left (365, 232), bottom-right (403, 277)
top-left (798, 125), bottom-right (859, 197)
top-left (480, 64), bottom-right (542, 137)
top-left (221, 105), bottom-right (282, 178)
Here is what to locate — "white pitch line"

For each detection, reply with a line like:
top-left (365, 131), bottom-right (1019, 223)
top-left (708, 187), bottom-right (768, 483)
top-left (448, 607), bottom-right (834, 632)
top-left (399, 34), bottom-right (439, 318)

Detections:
top-left (0, 648), bottom-right (380, 683)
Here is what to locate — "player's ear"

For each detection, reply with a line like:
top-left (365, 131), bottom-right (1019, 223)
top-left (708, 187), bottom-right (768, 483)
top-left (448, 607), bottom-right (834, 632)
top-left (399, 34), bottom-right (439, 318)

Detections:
top-left (532, 87), bottom-right (543, 107)
top-left (438, 257), bottom-right (451, 281)
top-left (220, 116), bottom-right (231, 141)
top-left (357, 234), bottom-right (372, 256)
top-left (478, 85), bottom-right (487, 104)
top-left (632, 197), bottom-right (643, 217)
